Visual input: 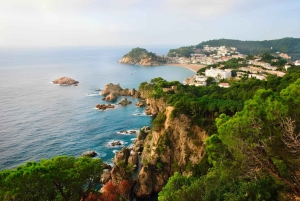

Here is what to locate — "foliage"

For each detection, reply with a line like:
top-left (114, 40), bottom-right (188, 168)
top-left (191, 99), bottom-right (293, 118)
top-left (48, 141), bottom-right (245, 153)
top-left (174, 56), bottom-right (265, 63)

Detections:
top-left (158, 76), bottom-right (300, 200)
top-left (196, 38), bottom-right (300, 60)
top-left (125, 47), bottom-right (158, 60)
top-left (167, 46), bottom-right (194, 57)
top-left (84, 180), bottom-right (132, 201)
top-left (0, 156), bottom-right (103, 201)
top-left (152, 112), bottom-right (167, 131)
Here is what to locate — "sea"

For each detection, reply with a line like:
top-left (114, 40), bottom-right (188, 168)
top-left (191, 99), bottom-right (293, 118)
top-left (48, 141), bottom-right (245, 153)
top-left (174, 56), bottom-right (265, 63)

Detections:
top-left (0, 46), bottom-right (194, 171)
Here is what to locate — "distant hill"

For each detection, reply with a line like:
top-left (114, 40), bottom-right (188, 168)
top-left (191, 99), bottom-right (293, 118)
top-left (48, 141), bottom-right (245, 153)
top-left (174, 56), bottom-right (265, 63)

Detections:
top-left (119, 47), bottom-right (166, 66)
top-left (168, 38), bottom-right (300, 60)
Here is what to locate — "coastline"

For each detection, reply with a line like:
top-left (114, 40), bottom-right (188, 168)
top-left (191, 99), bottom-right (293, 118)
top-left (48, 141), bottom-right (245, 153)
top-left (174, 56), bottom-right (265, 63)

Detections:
top-left (163, 63), bottom-right (206, 73)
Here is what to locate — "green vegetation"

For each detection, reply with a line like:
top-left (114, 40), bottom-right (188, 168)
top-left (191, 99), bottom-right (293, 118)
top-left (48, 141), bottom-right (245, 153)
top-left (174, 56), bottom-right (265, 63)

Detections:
top-left (156, 69), bottom-right (300, 200)
top-left (197, 38), bottom-right (300, 60)
top-left (135, 68), bottom-right (300, 200)
top-left (152, 112), bottom-right (166, 131)
top-left (167, 46), bottom-right (195, 57)
top-left (123, 47), bottom-right (166, 63)
top-left (0, 156), bottom-right (103, 201)
top-left (167, 38), bottom-right (300, 60)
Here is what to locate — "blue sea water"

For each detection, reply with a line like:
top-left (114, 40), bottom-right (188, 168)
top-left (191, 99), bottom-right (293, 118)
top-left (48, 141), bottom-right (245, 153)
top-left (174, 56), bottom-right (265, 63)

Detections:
top-left (0, 47), bottom-right (194, 170)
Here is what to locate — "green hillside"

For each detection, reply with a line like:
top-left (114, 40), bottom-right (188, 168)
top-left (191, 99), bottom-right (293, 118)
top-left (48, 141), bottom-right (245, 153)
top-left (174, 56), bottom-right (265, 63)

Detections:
top-left (168, 38), bottom-right (300, 60)
top-left (124, 47), bottom-right (159, 60)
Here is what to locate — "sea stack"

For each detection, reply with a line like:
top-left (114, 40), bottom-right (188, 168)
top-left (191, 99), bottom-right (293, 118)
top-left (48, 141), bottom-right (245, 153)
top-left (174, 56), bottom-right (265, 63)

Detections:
top-left (53, 77), bottom-right (79, 86)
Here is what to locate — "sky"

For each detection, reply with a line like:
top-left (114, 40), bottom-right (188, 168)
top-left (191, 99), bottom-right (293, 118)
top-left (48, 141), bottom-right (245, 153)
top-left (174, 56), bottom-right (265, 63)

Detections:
top-left (0, 0), bottom-right (299, 48)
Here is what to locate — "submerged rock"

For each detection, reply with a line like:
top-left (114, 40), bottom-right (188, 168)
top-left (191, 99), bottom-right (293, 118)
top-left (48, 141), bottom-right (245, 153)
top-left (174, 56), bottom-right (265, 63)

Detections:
top-left (53, 77), bottom-right (79, 85)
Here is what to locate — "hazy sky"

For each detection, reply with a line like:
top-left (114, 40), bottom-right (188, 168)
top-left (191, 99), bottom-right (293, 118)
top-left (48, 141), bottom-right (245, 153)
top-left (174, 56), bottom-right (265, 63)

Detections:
top-left (0, 0), bottom-right (299, 48)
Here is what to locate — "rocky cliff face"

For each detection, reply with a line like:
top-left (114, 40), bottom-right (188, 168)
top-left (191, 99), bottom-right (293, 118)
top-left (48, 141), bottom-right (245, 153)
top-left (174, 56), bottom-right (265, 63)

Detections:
top-left (134, 100), bottom-right (208, 198)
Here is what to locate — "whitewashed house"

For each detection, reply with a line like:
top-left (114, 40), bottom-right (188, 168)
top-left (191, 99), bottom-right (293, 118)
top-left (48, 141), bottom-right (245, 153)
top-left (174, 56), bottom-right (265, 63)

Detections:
top-left (205, 68), bottom-right (232, 79)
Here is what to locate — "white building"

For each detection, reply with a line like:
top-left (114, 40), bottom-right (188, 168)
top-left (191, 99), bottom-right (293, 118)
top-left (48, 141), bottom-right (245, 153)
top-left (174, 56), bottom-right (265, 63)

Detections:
top-left (249, 74), bottom-right (266, 80)
top-left (205, 67), bottom-right (232, 79)
top-left (253, 61), bottom-right (277, 71)
top-left (193, 75), bottom-right (208, 86)
top-left (295, 60), bottom-right (300, 66)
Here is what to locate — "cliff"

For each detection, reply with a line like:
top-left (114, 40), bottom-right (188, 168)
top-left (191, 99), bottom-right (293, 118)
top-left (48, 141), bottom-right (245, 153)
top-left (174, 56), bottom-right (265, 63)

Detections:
top-left (134, 98), bottom-right (208, 198)
top-left (119, 47), bottom-right (166, 66)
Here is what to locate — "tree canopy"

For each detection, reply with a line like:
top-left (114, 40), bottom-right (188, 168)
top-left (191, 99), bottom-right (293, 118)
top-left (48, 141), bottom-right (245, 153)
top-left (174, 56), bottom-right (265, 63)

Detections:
top-left (0, 156), bottom-right (104, 201)
top-left (158, 77), bottom-right (300, 200)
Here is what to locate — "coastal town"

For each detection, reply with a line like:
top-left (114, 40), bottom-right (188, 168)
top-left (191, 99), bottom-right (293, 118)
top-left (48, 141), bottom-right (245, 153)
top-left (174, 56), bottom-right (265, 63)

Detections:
top-left (165, 45), bottom-right (300, 87)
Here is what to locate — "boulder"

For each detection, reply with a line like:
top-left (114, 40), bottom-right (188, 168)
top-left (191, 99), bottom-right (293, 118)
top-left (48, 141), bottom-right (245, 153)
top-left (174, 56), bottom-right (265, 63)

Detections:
top-left (104, 93), bottom-right (117, 101)
top-left (81, 151), bottom-right (97, 157)
top-left (53, 77), bottom-right (79, 85)
top-left (118, 98), bottom-right (132, 106)
top-left (135, 101), bottom-right (145, 107)
top-left (102, 83), bottom-right (123, 96)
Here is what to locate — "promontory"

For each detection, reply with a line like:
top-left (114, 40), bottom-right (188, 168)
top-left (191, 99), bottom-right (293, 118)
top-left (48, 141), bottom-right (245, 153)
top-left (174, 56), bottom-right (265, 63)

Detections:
top-left (119, 47), bottom-right (167, 66)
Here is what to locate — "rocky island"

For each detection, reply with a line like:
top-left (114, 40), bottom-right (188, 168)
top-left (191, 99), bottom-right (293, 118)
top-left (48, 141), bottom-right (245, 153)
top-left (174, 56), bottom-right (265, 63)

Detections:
top-left (119, 47), bottom-right (167, 66)
top-left (53, 77), bottom-right (79, 86)
top-left (101, 83), bottom-right (139, 101)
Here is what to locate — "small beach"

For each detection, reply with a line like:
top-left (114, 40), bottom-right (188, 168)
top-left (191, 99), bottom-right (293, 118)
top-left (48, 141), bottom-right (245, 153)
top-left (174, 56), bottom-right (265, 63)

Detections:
top-left (165, 63), bottom-right (206, 72)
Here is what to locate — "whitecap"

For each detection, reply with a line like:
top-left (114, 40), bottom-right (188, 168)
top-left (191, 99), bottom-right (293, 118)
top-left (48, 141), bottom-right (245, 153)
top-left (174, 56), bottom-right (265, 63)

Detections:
top-left (116, 129), bottom-right (139, 135)
top-left (132, 113), bottom-right (152, 116)
top-left (86, 93), bottom-right (101, 96)
top-left (107, 140), bottom-right (126, 147)
top-left (97, 152), bottom-right (107, 158)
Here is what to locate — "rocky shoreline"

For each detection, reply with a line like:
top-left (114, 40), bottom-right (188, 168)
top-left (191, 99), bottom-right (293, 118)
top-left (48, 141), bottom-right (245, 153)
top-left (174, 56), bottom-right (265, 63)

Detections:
top-left (98, 86), bottom-right (207, 199)
top-left (98, 81), bottom-right (207, 199)
top-left (100, 126), bottom-right (150, 194)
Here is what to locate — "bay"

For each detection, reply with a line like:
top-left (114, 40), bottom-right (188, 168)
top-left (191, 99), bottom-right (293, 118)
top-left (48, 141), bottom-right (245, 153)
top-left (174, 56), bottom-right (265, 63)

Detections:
top-left (0, 46), bottom-right (194, 170)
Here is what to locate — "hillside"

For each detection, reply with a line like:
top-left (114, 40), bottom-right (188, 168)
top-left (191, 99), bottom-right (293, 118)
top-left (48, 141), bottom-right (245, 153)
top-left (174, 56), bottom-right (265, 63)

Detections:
top-left (168, 38), bottom-right (300, 60)
top-left (119, 47), bottom-right (167, 66)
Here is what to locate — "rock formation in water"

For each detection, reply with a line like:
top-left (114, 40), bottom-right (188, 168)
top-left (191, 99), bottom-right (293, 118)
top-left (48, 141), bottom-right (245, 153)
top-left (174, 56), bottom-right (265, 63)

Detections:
top-left (118, 98), bottom-right (132, 106)
top-left (135, 100), bottom-right (146, 107)
top-left (101, 83), bottom-right (139, 101)
top-left (53, 77), bottom-right (79, 85)
top-left (81, 150), bottom-right (97, 157)
top-left (119, 47), bottom-right (166, 66)
top-left (95, 104), bottom-right (115, 110)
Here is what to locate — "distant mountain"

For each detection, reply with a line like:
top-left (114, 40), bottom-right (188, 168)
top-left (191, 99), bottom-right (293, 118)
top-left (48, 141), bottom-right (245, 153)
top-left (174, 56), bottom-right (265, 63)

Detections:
top-left (168, 38), bottom-right (300, 60)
